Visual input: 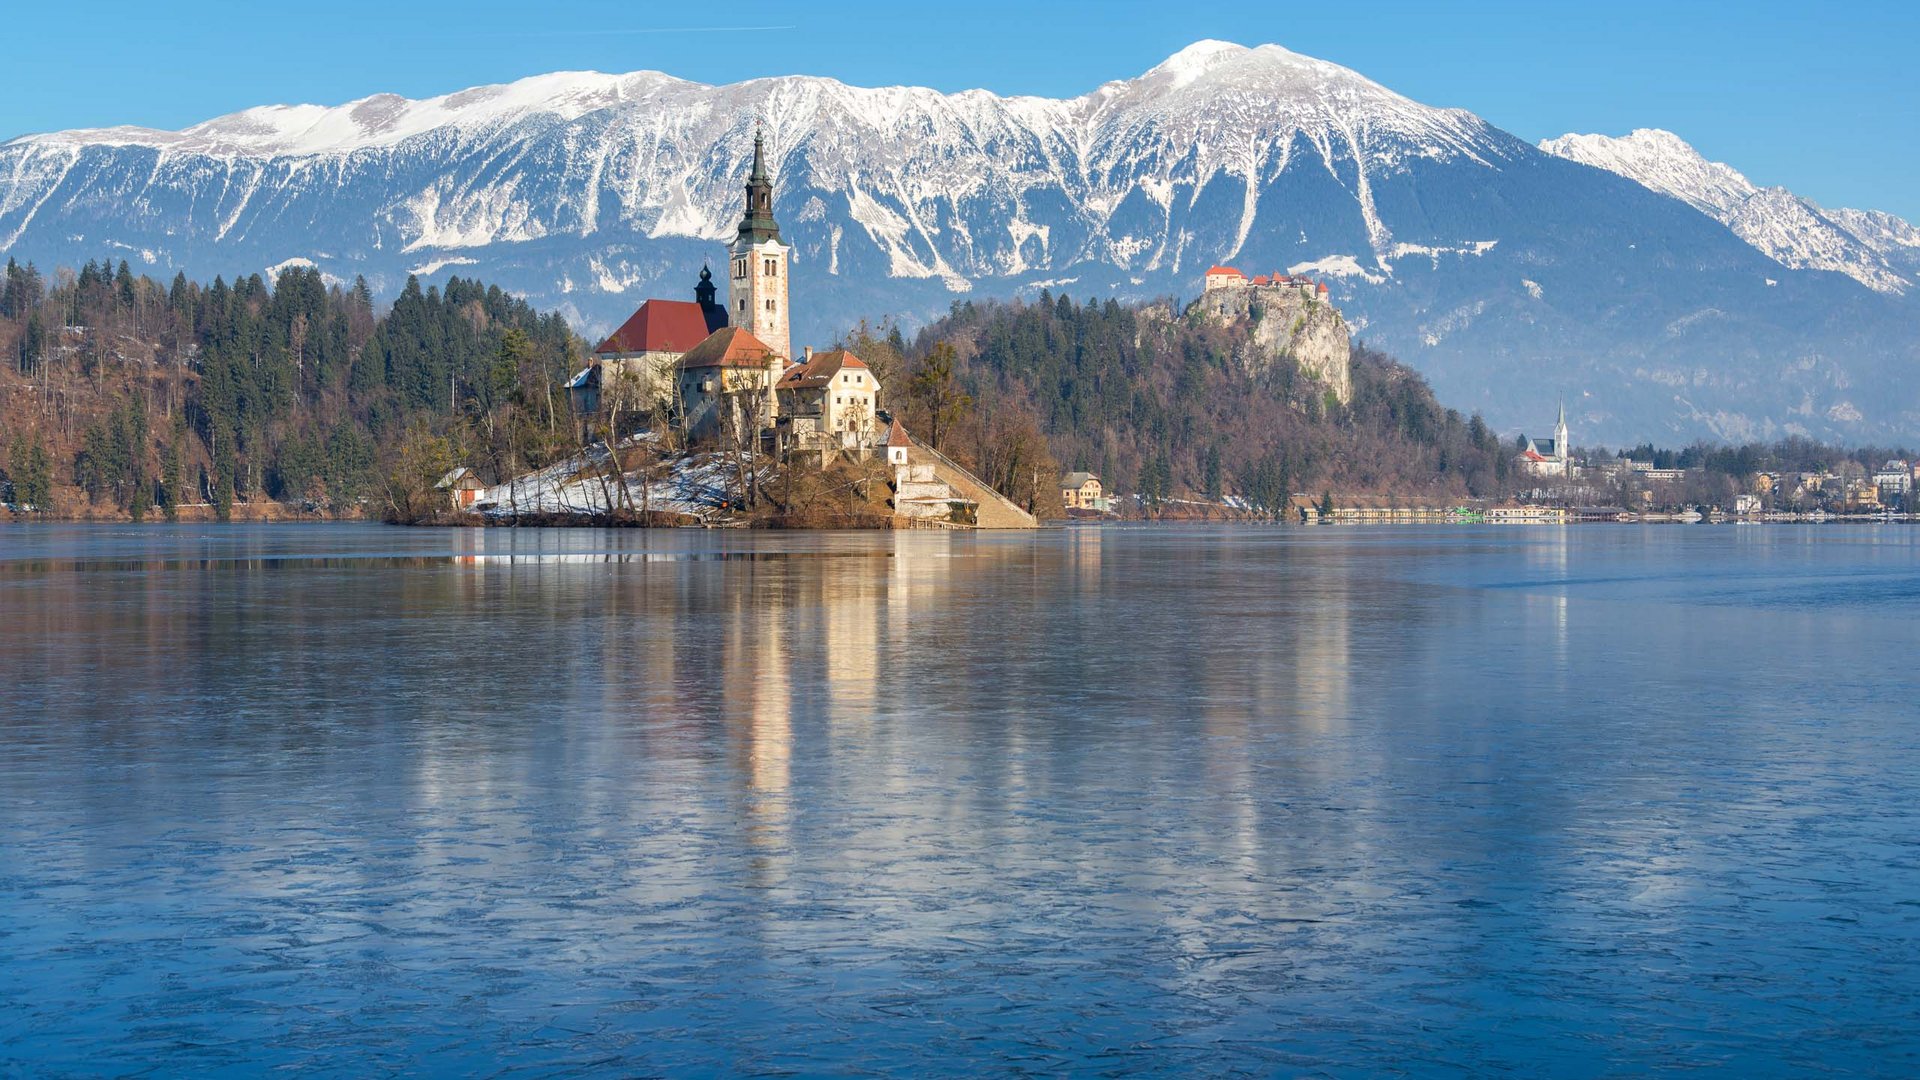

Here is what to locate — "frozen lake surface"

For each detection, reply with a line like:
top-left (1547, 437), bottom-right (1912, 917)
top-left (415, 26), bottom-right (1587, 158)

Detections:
top-left (1, 523), bottom-right (1917, 1076)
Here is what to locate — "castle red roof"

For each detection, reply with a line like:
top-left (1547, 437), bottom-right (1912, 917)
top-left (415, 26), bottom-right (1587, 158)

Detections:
top-left (676, 327), bottom-right (779, 371)
top-left (1205, 266), bottom-right (1246, 278)
top-left (1252, 275), bottom-right (1270, 286)
top-left (1316, 282), bottom-right (1330, 294)
top-left (594, 299), bottom-right (713, 356)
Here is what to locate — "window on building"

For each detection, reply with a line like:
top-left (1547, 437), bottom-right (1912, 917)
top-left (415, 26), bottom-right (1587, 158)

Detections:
top-left (765, 299), bottom-right (775, 312)
top-left (764, 258), bottom-right (777, 276)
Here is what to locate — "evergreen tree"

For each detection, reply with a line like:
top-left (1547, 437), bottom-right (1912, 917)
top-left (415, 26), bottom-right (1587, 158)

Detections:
top-left (161, 432), bottom-right (184, 521)
top-left (905, 342), bottom-right (971, 451)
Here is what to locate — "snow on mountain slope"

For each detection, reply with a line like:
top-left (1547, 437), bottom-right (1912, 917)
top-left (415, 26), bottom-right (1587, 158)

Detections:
top-left (1, 42), bottom-right (1506, 279)
top-left (1540, 128), bottom-right (1911, 294)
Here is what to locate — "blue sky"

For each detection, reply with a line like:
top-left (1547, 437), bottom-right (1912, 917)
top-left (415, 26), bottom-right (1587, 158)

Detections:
top-left (6, 0), bottom-right (1916, 219)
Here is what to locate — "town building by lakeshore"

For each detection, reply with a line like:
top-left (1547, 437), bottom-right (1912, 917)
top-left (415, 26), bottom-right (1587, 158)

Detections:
top-left (1059, 472), bottom-right (1110, 513)
top-left (435, 467), bottom-right (486, 511)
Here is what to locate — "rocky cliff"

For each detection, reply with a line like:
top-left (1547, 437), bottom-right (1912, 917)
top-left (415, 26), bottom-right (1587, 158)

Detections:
top-left (1188, 284), bottom-right (1351, 403)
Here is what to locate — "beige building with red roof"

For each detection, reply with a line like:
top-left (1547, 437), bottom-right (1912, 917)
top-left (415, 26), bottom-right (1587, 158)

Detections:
top-left (774, 348), bottom-right (881, 450)
top-left (674, 326), bottom-right (786, 442)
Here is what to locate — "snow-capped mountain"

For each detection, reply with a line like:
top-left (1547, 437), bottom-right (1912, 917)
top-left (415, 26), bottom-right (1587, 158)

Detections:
top-left (1539, 128), bottom-right (1917, 294)
top-left (4, 41), bottom-right (1916, 443)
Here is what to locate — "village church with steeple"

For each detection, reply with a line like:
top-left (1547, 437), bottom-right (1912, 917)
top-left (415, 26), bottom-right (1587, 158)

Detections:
top-left (568, 125), bottom-right (878, 450)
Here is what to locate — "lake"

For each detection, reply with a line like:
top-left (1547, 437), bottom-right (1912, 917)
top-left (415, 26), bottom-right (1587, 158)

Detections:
top-left (1, 523), bottom-right (1916, 1076)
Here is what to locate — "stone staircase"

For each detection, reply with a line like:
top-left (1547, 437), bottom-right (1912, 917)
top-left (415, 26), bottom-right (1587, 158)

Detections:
top-left (895, 436), bottom-right (1038, 529)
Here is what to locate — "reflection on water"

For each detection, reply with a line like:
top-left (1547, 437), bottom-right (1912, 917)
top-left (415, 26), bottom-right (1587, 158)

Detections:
top-left (1, 523), bottom-right (1918, 1076)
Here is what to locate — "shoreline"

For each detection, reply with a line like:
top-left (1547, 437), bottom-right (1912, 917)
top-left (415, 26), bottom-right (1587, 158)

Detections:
top-left (7, 509), bottom-right (1915, 528)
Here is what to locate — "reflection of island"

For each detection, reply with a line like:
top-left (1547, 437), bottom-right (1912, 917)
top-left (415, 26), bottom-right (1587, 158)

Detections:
top-left (1293, 554), bottom-right (1351, 735)
top-left (733, 587), bottom-right (792, 869)
top-left (1521, 528), bottom-right (1571, 664)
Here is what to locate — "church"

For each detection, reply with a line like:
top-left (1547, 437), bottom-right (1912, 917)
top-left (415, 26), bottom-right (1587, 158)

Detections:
top-left (1516, 402), bottom-right (1573, 478)
top-left (568, 126), bottom-right (881, 451)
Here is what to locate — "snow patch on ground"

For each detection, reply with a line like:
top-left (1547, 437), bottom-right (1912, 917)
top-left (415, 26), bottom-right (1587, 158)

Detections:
top-left (1289, 254), bottom-right (1386, 285)
top-left (407, 255), bottom-right (478, 278)
top-left (265, 256), bottom-right (317, 277)
top-left (1382, 239), bottom-right (1497, 271)
top-left (474, 436), bottom-right (751, 521)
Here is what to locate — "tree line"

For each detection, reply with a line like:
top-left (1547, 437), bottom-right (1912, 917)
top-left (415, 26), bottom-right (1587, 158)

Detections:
top-left (0, 257), bottom-right (581, 518)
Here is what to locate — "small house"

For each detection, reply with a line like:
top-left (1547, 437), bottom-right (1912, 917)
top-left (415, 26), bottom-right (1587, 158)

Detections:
top-left (436, 467), bottom-right (486, 511)
top-left (1059, 471), bottom-right (1109, 513)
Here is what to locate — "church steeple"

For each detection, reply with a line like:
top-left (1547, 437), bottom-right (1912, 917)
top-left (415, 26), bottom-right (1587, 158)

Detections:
top-left (737, 124), bottom-right (782, 245)
top-left (727, 121), bottom-right (792, 362)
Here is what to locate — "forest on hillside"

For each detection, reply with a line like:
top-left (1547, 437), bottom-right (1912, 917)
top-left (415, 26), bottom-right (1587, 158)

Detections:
top-left (866, 292), bottom-right (1515, 510)
top-left (0, 258), bottom-right (580, 518)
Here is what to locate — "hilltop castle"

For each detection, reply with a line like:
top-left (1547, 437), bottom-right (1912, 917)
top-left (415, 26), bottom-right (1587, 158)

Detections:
top-left (1190, 264), bottom-right (1351, 403)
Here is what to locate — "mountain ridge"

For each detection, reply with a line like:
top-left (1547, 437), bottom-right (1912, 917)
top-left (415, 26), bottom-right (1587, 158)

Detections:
top-left (1538, 128), bottom-right (1916, 294)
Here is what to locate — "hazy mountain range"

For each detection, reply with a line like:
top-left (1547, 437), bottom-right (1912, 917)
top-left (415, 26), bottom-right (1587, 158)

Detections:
top-left (3, 40), bottom-right (1915, 444)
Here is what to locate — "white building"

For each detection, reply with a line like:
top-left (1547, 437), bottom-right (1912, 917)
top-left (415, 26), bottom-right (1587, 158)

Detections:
top-left (774, 348), bottom-right (882, 450)
top-left (1873, 460), bottom-right (1912, 499)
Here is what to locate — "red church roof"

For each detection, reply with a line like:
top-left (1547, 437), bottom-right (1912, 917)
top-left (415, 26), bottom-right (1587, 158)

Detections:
top-left (594, 299), bottom-right (713, 356)
top-left (886, 418), bottom-right (910, 448)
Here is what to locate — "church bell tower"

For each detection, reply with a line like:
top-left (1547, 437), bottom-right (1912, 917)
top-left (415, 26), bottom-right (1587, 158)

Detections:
top-left (728, 124), bottom-right (792, 363)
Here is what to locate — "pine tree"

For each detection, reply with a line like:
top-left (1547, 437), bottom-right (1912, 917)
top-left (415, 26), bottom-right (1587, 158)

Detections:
top-left (22, 439), bottom-right (53, 512)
